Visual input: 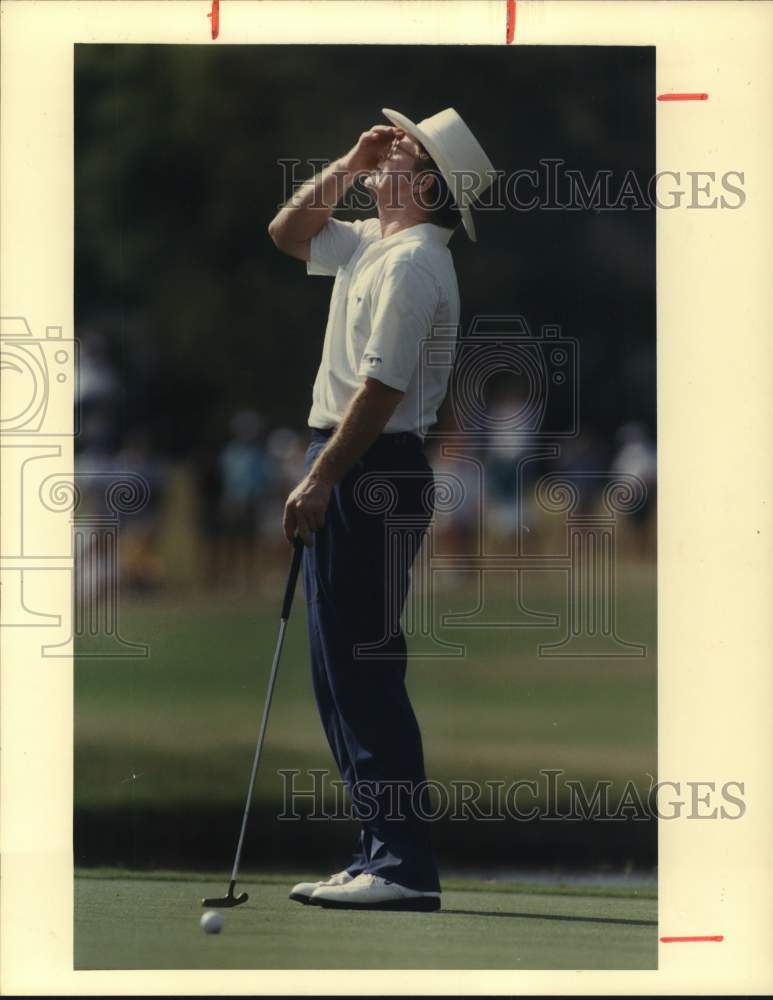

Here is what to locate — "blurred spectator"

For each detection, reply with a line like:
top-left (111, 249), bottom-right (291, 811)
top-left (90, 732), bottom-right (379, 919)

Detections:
top-left (427, 443), bottom-right (482, 582)
top-left (76, 328), bottom-right (122, 452)
top-left (612, 421), bottom-right (656, 560)
top-left (218, 410), bottom-right (270, 586)
top-left (193, 441), bottom-right (224, 588)
top-left (72, 444), bottom-right (120, 605)
top-left (483, 382), bottom-right (536, 545)
top-left (77, 328), bottom-right (121, 405)
top-left (265, 426), bottom-right (307, 491)
top-left (115, 430), bottom-right (168, 592)
top-left (259, 427), bottom-right (308, 560)
top-left (554, 430), bottom-right (605, 515)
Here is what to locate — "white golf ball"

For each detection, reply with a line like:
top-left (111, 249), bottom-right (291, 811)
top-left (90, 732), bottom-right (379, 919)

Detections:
top-left (200, 910), bottom-right (224, 935)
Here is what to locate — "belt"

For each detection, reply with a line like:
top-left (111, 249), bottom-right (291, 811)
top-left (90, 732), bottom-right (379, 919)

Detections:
top-left (310, 426), bottom-right (423, 449)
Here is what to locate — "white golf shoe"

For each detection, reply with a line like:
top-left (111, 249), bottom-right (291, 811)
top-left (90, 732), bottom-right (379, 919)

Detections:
top-left (289, 869), bottom-right (354, 904)
top-left (309, 872), bottom-right (441, 911)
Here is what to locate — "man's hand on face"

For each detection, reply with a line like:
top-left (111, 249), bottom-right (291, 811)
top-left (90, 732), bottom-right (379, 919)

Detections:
top-left (283, 474), bottom-right (332, 546)
top-left (345, 125), bottom-right (405, 175)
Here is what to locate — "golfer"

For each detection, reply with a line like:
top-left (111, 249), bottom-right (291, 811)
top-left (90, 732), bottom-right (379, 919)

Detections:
top-left (269, 108), bottom-right (494, 911)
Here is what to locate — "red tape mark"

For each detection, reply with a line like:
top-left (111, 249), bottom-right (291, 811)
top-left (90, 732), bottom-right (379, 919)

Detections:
top-left (208, 0), bottom-right (220, 40)
top-left (506, 0), bottom-right (516, 43)
top-left (657, 93), bottom-right (709, 101)
top-left (661, 935), bottom-right (724, 943)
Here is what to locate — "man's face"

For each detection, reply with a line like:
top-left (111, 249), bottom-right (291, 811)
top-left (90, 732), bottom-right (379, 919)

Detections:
top-left (365, 131), bottom-right (429, 211)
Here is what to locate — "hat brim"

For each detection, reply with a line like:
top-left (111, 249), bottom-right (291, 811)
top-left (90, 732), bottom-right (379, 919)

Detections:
top-left (382, 107), bottom-right (476, 242)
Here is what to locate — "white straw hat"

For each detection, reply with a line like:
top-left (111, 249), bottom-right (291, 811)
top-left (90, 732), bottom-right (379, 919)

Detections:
top-left (382, 106), bottom-right (495, 241)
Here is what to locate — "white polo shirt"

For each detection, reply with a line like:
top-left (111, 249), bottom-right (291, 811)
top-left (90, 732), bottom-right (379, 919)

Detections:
top-left (306, 216), bottom-right (460, 438)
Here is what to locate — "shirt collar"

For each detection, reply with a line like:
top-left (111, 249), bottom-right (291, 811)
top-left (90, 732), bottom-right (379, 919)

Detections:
top-left (377, 222), bottom-right (454, 247)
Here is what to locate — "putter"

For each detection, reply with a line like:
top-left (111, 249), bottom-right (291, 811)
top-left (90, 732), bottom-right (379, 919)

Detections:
top-left (202, 531), bottom-right (306, 908)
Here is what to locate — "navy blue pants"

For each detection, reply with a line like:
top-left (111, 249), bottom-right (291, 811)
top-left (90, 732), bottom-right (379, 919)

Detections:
top-left (302, 427), bottom-right (440, 893)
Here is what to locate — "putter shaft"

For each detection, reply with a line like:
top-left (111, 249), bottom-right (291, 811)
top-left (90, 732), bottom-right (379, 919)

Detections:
top-left (202, 535), bottom-right (305, 907)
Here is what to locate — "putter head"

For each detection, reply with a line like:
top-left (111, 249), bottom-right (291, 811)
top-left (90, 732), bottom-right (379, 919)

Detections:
top-left (202, 880), bottom-right (248, 908)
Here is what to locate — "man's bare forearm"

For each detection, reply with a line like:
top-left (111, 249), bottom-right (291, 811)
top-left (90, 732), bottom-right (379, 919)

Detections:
top-left (268, 155), bottom-right (360, 246)
top-left (309, 378), bottom-right (405, 487)
top-left (268, 125), bottom-right (402, 250)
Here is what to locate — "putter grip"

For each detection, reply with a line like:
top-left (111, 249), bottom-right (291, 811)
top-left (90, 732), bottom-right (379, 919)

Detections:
top-left (281, 533), bottom-right (305, 621)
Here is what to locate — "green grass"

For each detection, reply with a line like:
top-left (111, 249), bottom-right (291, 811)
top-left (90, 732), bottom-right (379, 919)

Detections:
top-left (75, 568), bottom-right (656, 812)
top-left (75, 870), bottom-right (658, 970)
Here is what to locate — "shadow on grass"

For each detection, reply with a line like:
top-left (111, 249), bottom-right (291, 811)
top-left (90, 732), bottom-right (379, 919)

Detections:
top-left (443, 909), bottom-right (656, 927)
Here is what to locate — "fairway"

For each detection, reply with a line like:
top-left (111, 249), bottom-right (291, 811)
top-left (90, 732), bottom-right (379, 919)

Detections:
top-left (75, 870), bottom-right (657, 970)
top-left (76, 570), bottom-right (656, 814)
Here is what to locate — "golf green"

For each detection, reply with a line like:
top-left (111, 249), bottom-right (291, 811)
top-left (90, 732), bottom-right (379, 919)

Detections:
top-left (75, 870), bottom-right (658, 970)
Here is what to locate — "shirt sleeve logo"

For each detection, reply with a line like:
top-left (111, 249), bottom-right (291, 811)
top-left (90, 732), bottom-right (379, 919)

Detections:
top-left (363, 352), bottom-right (383, 368)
